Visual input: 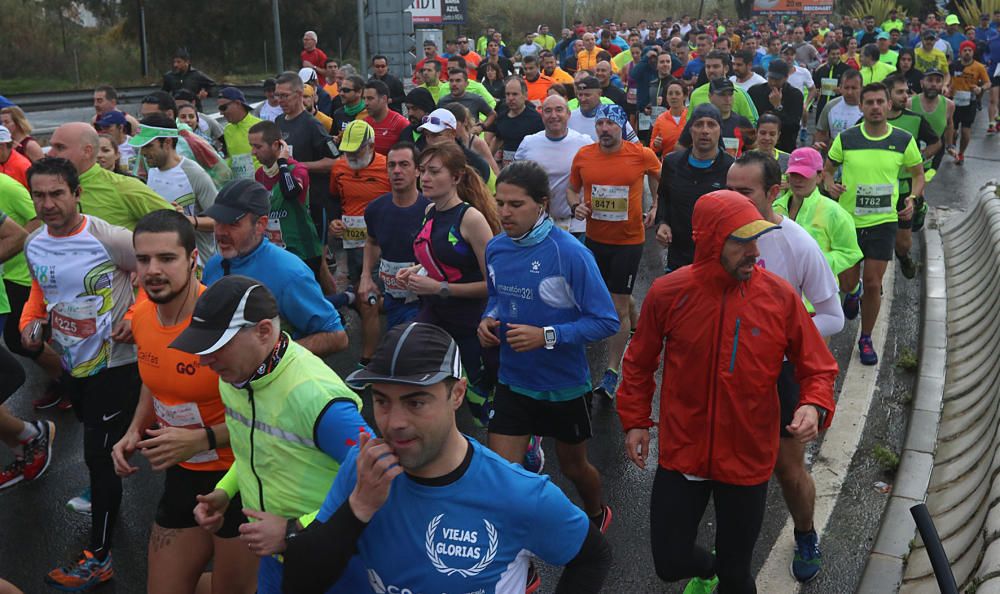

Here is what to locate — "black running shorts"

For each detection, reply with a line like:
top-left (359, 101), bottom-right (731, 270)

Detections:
top-left (856, 221), bottom-right (898, 261)
top-left (585, 238), bottom-right (643, 295)
top-left (156, 465), bottom-right (247, 538)
top-left (489, 384), bottom-right (594, 444)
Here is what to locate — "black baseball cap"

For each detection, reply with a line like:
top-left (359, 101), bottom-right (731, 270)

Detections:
top-left (345, 323), bottom-right (463, 389)
top-left (169, 276), bottom-right (279, 355)
top-left (924, 67), bottom-right (945, 78)
top-left (218, 87), bottom-right (251, 109)
top-left (710, 78), bottom-right (735, 94)
top-left (575, 76), bottom-right (602, 90)
top-left (204, 179), bottom-right (271, 225)
top-left (767, 59), bottom-right (790, 79)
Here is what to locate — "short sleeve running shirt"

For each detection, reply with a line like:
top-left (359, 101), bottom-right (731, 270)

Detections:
top-left (131, 285), bottom-right (234, 472)
top-left (364, 192), bottom-right (430, 300)
top-left (948, 60), bottom-right (990, 100)
top-left (570, 142), bottom-right (661, 245)
top-left (828, 124), bottom-right (922, 228)
top-left (316, 438), bottom-right (590, 594)
top-left (914, 47), bottom-right (949, 73)
top-left (329, 153), bottom-right (391, 249)
top-left (817, 96), bottom-right (864, 139)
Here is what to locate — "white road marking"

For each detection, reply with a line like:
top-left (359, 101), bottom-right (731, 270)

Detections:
top-left (756, 263), bottom-right (896, 591)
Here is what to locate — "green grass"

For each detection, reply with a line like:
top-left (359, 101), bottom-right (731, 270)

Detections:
top-left (896, 347), bottom-right (919, 371)
top-left (873, 444), bottom-right (901, 472)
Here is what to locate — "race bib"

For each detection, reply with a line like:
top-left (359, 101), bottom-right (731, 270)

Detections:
top-left (266, 216), bottom-right (285, 248)
top-left (854, 184), bottom-right (894, 215)
top-left (554, 217), bottom-right (587, 234)
top-left (821, 77), bottom-right (838, 97)
top-left (379, 259), bottom-right (416, 300)
top-left (231, 154), bottom-right (255, 180)
top-left (342, 215), bottom-right (368, 249)
top-left (50, 296), bottom-right (108, 377)
top-left (502, 150), bottom-right (516, 164)
top-left (153, 400), bottom-right (219, 464)
top-left (954, 90), bottom-right (972, 106)
top-left (590, 185), bottom-right (629, 222)
top-left (638, 113), bottom-right (653, 131)
top-left (723, 137), bottom-right (741, 157)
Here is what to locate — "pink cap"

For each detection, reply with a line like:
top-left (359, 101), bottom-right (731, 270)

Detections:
top-left (786, 147), bottom-right (824, 178)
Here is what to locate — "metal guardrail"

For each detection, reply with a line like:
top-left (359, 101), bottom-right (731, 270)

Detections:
top-left (9, 84), bottom-right (266, 112)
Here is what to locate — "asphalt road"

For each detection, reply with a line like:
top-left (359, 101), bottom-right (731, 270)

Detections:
top-left (0, 110), bottom-right (996, 594)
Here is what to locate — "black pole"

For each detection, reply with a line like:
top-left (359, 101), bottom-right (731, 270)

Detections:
top-left (137, 0), bottom-right (148, 76)
top-left (910, 503), bottom-right (959, 594)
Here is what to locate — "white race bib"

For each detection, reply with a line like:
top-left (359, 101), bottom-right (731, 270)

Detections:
top-left (854, 183), bottom-right (894, 215)
top-left (954, 90), bottom-right (972, 106)
top-left (590, 184), bottom-right (629, 222)
top-left (379, 260), bottom-right (416, 300)
top-left (342, 215), bottom-right (368, 249)
top-left (723, 137), bottom-right (741, 156)
top-left (821, 77), bottom-right (838, 97)
top-left (266, 216), bottom-right (285, 248)
top-left (153, 400), bottom-right (219, 464)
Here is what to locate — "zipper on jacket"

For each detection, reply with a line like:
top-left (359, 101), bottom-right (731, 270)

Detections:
top-left (247, 386), bottom-right (265, 512)
top-left (729, 318), bottom-right (741, 373)
top-left (707, 291), bottom-right (728, 477)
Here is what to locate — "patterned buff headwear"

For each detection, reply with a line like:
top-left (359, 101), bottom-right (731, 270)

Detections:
top-left (594, 104), bottom-right (629, 130)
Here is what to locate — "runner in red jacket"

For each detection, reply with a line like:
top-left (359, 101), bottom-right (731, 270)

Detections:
top-left (617, 189), bottom-right (838, 594)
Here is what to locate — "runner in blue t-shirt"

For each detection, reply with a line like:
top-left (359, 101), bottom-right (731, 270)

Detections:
top-left (478, 161), bottom-right (619, 538)
top-left (359, 143), bottom-right (429, 335)
top-left (281, 322), bottom-right (612, 594)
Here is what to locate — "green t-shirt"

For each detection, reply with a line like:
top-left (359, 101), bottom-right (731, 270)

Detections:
top-left (689, 83), bottom-right (759, 125)
top-left (266, 162), bottom-right (323, 261)
top-left (0, 173), bottom-right (36, 286)
top-left (224, 112), bottom-right (263, 179)
top-left (828, 124), bottom-right (922, 228)
top-left (0, 210), bottom-right (10, 314)
top-left (78, 164), bottom-right (171, 231)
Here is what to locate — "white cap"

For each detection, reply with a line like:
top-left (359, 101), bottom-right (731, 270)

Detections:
top-left (297, 67), bottom-right (318, 84)
top-left (0, 125), bottom-right (11, 144)
top-left (304, 30), bottom-right (318, 41)
top-left (417, 108), bottom-right (457, 133)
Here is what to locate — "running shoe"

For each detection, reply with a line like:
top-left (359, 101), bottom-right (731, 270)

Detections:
top-left (0, 458), bottom-right (25, 492)
top-left (592, 504), bottom-right (613, 534)
top-left (842, 285), bottom-right (861, 321)
top-left (858, 335), bottom-right (878, 366)
top-left (955, 153), bottom-right (965, 166)
top-left (67, 488), bottom-right (92, 515)
top-left (327, 285), bottom-right (356, 308)
top-left (989, 124), bottom-right (997, 135)
top-left (525, 563), bottom-right (541, 593)
top-left (22, 420), bottom-right (55, 481)
top-left (896, 252), bottom-right (918, 280)
top-left (523, 436), bottom-right (545, 474)
top-left (682, 575), bottom-right (719, 594)
top-left (33, 382), bottom-right (69, 410)
top-left (791, 529), bottom-right (822, 583)
top-left (45, 550), bottom-right (113, 591)
top-left (595, 369), bottom-right (619, 400)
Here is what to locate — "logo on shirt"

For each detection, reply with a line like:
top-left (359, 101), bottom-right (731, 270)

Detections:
top-left (425, 514), bottom-right (498, 577)
top-left (367, 569), bottom-right (420, 594)
top-left (530, 260), bottom-right (541, 273)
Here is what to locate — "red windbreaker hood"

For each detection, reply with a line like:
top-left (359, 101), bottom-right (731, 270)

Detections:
top-left (691, 190), bottom-right (771, 276)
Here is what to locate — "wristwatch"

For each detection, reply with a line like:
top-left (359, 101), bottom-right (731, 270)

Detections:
top-left (543, 326), bottom-right (557, 350)
top-left (438, 281), bottom-right (450, 298)
top-left (284, 518), bottom-right (301, 544)
top-left (810, 405), bottom-right (828, 427)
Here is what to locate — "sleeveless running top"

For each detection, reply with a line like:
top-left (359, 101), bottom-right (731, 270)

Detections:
top-left (413, 202), bottom-right (486, 331)
top-left (14, 136), bottom-right (35, 157)
top-left (911, 95), bottom-right (947, 137)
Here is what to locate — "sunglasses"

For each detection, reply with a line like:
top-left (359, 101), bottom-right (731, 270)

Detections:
top-left (421, 115), bottom-right (453, 128)
top-left (218, 102), bottom-right (231, 113)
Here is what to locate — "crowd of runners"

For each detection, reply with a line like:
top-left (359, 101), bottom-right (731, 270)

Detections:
top-left (0, 7), bottom-right (997, 594)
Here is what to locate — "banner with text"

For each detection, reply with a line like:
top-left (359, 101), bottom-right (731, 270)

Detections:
top-left (752, 0), bottom-right (833, 15)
